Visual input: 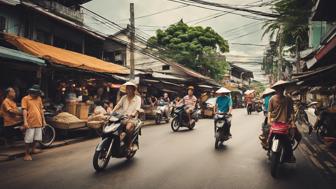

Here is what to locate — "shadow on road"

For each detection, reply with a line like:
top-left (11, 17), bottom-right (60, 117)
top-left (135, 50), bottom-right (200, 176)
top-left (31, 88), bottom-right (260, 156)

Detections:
top-left (259, 157), bottom-right (298, 180)
top-left (214, 144), bottom-right (228, 152)
top-left (92, 158), bottom-right (138, 177)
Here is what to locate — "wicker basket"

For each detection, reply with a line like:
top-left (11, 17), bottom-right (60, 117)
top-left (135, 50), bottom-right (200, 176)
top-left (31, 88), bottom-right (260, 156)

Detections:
top-left (87, 121), bottom-right (104, 129)
top-left (50, 120), bottom-right (86, 130)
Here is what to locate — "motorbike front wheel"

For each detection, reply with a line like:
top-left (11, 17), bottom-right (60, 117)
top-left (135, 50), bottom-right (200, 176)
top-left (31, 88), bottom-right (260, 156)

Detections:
top-left (316, 125), bottom-right (327, 143)
top-left (155, 115), bottom-right (161, 125)
top-left (171, 117), bottom-right (180, 132)
top-left (93, 141), bottom-right (111, 171)
top-left (215, 137), bottom-right (220, 149)
top-left (39, 124), bottom-right (56, 148)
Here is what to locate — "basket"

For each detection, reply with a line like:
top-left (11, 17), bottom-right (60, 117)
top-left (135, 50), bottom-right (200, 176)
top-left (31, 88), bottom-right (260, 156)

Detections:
top-left (66, 101), bottom-right (77, 116)
top-left (76, 103), bottom-right (89, 120)
top-left (87, 121), bottom-right (104, 129)
top-left (50, 120), bottom-right (86, 130)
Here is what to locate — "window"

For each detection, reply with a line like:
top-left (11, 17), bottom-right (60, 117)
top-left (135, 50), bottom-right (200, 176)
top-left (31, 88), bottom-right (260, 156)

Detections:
top-left (0, 16), bottom-right (6, 32)
top-left (162, 65), bottom-right (170, 70)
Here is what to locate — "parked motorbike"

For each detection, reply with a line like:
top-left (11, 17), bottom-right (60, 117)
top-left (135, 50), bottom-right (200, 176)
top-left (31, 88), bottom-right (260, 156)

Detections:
top-left (314, 107), bottom-right (336, 143)
top-left (155, 100), bottom-right (170, 124)
top-left (294, 101), bottom-right (317, 134)
top-left (214, 112), bottom-right (232, 149)
top-left (268, 127), bottom-right (300, 178)
top-left (171, 104), bottom-right (200, 132)
top-left (93, 113), bottom-right (142, 171)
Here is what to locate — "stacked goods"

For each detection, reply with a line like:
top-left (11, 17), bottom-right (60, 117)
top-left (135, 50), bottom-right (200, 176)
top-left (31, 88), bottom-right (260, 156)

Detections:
top-left (87, 114), bottom-right (107, 129)
top-left (76, 103), bottom-right (90, 120)
top-left (51, 112), bottom-right (86, 129)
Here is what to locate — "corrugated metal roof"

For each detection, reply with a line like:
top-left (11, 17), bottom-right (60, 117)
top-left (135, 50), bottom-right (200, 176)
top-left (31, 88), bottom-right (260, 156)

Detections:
top-left (0, 45), bottom-right (45, 66)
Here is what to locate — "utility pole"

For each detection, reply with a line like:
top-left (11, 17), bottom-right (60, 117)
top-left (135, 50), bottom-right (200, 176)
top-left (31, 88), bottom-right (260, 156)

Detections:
top-left (277, 25), bottom-right (283, 81)
top-left (129, 3), bottom-right (135, 79)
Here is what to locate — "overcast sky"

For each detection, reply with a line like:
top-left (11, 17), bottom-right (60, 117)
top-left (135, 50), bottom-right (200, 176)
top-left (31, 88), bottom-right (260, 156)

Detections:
top-left (84, 0), bottom-right (273, 83)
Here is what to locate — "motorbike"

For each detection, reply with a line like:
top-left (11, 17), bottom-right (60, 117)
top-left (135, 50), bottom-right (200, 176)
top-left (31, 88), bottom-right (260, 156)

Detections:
top-left (294, 101), bottom-right (317, 134)
top-left (155, 100), bottom-right (170, 124)
top-left (268, 126), bottom-right (300, 178)
top-left (214, 112), bottom-right (231, 149)
top-left (314, 107), bottom-right (336, 143)
top-left (93, 113), bottom-right (142, 171)
top-left (247, 101), bottom-right (262, 115)
top-left (171, 104), bottom-right (200, 132)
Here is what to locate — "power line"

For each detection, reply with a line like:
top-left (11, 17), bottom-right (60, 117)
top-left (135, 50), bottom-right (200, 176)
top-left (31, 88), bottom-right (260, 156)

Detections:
top-left (118, 5), bottom-right (189, 21)
top-left (168, 0), bottom-right (279, 18)
top-left (227, 29), bottom-right (262, 40)
top-left (166, 0), bottom-right (273, 21)
top-left (230, 43), bottom-right (266, 46)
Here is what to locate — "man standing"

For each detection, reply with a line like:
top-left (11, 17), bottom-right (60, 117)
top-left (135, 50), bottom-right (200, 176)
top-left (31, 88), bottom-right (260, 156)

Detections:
top-left (0, 88), bottom-right (22, 143)
top-left (268, 80), bottom-right (296, 162)
top-left (112, 81), bottom-right (141, 151)
top-left (22, 85), bottom-right (46, 161)
top-left (183, 86), bottom-right (197, 125)
top-left (214, 87), bottom-right (233, 136)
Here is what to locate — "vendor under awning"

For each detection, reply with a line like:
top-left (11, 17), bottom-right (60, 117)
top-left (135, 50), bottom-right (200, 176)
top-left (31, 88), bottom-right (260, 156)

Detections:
top-left (3, 33), bottom-right (129, 75)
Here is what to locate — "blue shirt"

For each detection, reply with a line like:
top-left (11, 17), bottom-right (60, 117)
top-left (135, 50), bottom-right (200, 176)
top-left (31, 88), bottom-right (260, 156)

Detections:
top-left (264, 95), bottom-right (272, 112)
top-left (216, 95), bottom-right (232, 113)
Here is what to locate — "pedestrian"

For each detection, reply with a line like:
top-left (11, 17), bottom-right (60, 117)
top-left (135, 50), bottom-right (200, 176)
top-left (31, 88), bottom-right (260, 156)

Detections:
top-left (0, 87), bottom-right (23, 144)
top-left (22, 85), bottom-right (46, 161)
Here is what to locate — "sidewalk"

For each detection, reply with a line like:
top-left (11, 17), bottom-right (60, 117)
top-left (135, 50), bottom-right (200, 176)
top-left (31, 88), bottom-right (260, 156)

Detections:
top-left (297, 109), bottom-right (336, 185)
top-left (0, 120), bottom-right (157, 162)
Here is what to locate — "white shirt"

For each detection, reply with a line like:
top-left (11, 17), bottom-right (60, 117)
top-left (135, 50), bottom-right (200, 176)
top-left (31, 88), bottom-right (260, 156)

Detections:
top-left (115, 95), bottom-right (141, 115)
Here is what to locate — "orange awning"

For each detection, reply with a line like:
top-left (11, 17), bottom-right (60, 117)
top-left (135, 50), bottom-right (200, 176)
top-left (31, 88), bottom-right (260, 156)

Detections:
top-left (4, 33), bottom-right (129, 74)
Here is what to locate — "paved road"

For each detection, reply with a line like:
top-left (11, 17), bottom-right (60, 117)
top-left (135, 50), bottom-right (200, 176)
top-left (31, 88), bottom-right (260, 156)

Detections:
top-left (0, 109), bottom-right (332, 189)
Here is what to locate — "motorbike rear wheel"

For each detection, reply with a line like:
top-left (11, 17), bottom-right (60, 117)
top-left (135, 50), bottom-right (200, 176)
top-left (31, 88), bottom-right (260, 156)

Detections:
top-left (39, 124), bottom-right (56, 148)
top-left (171, 117), bottom-right (180, 132)
top-left (126, 150), bottom-right (136, 160)
top-left (270, 151), bottom-right (280, 178)
top-left (188, 122), bottom-right (195, 130)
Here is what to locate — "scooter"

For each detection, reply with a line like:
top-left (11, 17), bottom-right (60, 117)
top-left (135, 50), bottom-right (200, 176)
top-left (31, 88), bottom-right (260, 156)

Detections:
top-left (92, 113), bottom-right (142, 171)
top-left (214, 112), bottom-right (232, 149)
top-left (171, 104), bottom-right (200, 132)
top-left (155, 100), bottom-right (170, 124)
top-left (314, 107), bottom-right (336, 143)
top-left (268, 126), bottom-right (300, 178)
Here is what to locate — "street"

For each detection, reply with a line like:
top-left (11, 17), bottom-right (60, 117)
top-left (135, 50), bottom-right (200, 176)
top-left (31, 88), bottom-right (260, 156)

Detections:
top-left (0, 109), bottom-right (332, 189)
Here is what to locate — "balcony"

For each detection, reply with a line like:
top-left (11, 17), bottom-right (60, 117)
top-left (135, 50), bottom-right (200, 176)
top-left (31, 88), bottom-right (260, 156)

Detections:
top-left (27, 0), bottom-right (84, 23)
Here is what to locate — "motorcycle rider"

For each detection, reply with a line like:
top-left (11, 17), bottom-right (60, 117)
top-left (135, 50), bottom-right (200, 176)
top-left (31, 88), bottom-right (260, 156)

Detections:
top-left (259, 88), bottom-right (275, 149)
top-left (268, 80), bottom-right (296, 163)
top-left (111, 81), bottom-right (141, 151)
top-left (160, 93), bottom-right (171, 119)
top-left (214, 87), bottom-right (233, 137)
top-left (183, 86), bottom-right (197, 125)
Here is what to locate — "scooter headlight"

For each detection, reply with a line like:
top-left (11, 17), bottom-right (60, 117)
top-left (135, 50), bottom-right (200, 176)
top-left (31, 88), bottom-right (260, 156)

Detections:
top-left (216, 120), bottom-right (225, 128)
top-left (103, 123), bottom-right (120, 133)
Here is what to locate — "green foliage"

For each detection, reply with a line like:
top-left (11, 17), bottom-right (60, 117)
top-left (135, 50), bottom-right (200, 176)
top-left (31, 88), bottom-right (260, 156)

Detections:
top-left (262, 0), bottom-right (313, 50)
top-left (147, 20), bottom-right (229, 80)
